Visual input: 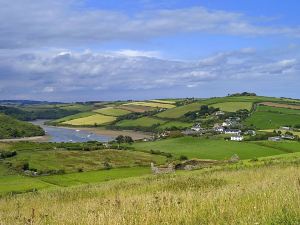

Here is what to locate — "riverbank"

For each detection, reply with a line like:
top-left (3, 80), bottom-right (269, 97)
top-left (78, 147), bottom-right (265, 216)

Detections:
top-left (0, 135), bottom-right (50, 142)
top-left (76, 127), bottom-right (152, 140)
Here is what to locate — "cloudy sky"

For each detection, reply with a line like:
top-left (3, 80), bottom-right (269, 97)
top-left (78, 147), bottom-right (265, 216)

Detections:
top-left (1, 0), bottom-right (300, 101)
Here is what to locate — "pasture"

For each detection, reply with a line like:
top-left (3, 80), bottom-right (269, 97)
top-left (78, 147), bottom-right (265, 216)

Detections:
top-left (210, 101), bottom-right (253, 112)
top-left (149, 99), bottom-right (176, 104)
top-left (117, 105), bottom-right (154, 113)
top-left (244, 109), bottom-right (300, 129)
top-left (93, 107), bottom-right (131, 116)
top-left (62, 114), bottom-right (116, 126)
top-left (156, 101), bottom-right (204, 118)
top-left (260, 102), bottom-right (300, 110)
top-left (116, 116), bottom-right (166, 128)
top-left (158, 121), bottom-right (193, 130)
top-left (132, 136), bottom-right (289, 159)
top-left (4, 149), bottom-right (166, 174)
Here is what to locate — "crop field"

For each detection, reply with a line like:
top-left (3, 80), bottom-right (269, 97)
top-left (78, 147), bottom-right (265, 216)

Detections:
top-left (124, 101), bottom-right (175, 109)
top-left (149, 99), bottom-right (176, 104)
top-left (132, 136), bottom-right (291, 159)
top-left (260, 102), bottom-right (300, 110)
top-left (210, 101), bottom-right (253, 112)
top-left (62, 114), bottom-right (116, 126)
top-left (117, 105), bottom-right (154, 113)
top-left (93, 107), bottom-right (131, 116)
top-left (52, 112), bottom-right (95, 123)
top-left (4, 149), bottom-right (166, 174)
top-left (156, 101), bottom-right (204, 118)
top-left (58, 104), bottom-right (94, 112)
top-left (158, 121), bottom-right (193, 130)
top-left (244, 105), bottom-right (300, 129)
top-left (1, 155), bottom-right (299, 224)
top-left (116, 116), bottom-right (166, 127)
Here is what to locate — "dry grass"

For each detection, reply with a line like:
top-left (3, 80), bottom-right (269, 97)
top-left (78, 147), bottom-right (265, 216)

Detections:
top-left (62, 114), bottom-right (116, 126)
top-left (1, 164), bottom-right (299, 225)
top-left (260, 102), bottom-right (300, 110)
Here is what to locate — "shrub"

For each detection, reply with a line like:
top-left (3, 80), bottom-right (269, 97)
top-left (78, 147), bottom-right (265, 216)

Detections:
top-left (180, 155), bottom-right (188, 161)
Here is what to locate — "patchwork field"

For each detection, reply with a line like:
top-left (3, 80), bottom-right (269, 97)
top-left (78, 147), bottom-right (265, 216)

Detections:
top-left (116, 116), bottom-right (166, 127)
top-left (93, 107), bottom-right (131, 116)
top-left (149, 99), bottom-right (176, 104)
top-left (210, 101), bottom-right (253, 112)
top-left (244, 105), bottom-right (300, 129)
top-left (52, 112), bottom-right (95, 124)
top-left (124, 101), bottom-right (175, 109)
top-left (132, 136), bottom-right (294, 159)
top-left (62, 114), bottom-right (116, 126)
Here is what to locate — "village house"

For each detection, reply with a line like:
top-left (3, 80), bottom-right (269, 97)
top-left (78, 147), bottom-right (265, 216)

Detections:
top-left (280, 126), bottom-right (292, 131)
top-left (268, 136), bottom-right (282, 142)
top-left (224, 129), bottom-right (241, 135)
top-left (213, 125), bottom-right (224, 133)
top-left (230, 135), bottom-right (244, 141)
top-left (215, 111), bottom-right (225, 116)
top-left (281, 134), bottom-right (295, 140)
top-left (191, 123), bottom-right (203, 132)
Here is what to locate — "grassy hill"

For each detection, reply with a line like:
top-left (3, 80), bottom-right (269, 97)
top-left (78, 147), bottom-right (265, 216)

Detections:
top-left (0, 153), bottom-right (299, 224)
top-left (0, 114), bottom-right (44, 139)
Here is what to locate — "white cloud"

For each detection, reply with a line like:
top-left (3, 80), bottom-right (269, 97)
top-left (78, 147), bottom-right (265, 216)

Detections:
top-left (0, 1), bottom-right (300, 49)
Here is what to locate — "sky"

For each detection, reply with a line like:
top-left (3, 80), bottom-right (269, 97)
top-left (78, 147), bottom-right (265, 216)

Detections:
top-left (0, 0), bottom-right (300, 101)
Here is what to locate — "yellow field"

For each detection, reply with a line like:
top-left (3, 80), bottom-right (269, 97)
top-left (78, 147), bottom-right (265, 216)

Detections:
top-left (260, 129), bottom-right (300, 136)
top-left (149, 99), bottom-right (176, 104)
top-left (62, 114), bottom-right (116, 126)
top-left (124, 101), bottom-right (175, 109)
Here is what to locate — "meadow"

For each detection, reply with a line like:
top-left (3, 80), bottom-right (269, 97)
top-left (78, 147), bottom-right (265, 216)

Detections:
top-left (93, 107), bottom-right (131, 116)
top-left (210, 101), bottom-right (253, 112)
top-left (62, 114), bottom-right (116, 126)
top-left (132, 136), bottom-right (296, 159)
top-left (116, 116), bottom-right (166, 127)
top-left (0, 153), bottom-right (299, 224)
top-left (244, 110), bottom-right (300, 129)
top-left (157, 121), bottom-right (193, 130)
top-left (156, 101), bottom-right (204, 118)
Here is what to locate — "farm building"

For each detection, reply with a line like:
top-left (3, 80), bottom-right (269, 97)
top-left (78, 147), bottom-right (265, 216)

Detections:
top-left (224, 129), bottom-right (241, 135)
top-left (281, 134), bottom-right (295, 140)
top-left (230, 136), bottom-right (244, 141)
top-left (268, 136), bottom-right (282, 142)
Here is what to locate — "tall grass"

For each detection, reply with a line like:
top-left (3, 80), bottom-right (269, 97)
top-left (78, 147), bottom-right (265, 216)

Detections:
top-left (0, 162), bottom-right (299, 224)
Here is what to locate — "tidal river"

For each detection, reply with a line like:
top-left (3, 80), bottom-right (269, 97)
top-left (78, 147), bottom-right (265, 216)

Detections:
top-left (31, 120), bottom-right (114, 143)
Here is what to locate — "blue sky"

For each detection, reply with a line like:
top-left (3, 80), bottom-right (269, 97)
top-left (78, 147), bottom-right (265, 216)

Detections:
top-left (0, 0), bottom-right (300, 101)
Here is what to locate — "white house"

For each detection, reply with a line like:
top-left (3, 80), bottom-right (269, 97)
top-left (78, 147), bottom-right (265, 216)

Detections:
top-left (224, 129), bottom-right (241, 135)
top-left (214, 126), bottom-right (224, 133)
top-left (231, 136), bottom-right (244, 141)
top-left (191, 124), bottom-right (203, 132)
top-left (268, 136), bottom-right (282, 142)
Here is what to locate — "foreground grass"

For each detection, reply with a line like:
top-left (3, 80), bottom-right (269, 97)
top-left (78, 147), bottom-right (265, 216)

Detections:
top-left (0, 158), bottom-right (299, 225)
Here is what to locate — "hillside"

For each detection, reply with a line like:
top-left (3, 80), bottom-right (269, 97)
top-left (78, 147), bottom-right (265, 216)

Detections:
top-left (0, 114), bottom-right (44, 139)
top-left (0, 153), bottom-right (299, 224)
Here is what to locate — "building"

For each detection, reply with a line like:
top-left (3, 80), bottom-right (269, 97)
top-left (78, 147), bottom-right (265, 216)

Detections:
top-left (245, 130), bottom-right (256, 136)
top-left (280, 126), bottom-right (292, 131)
top-left (281, 134), bottom-right (295, 140)
top-left (231, 136), bottom-right (244, 141)
top-left (191, 123), bottom-right (203, 132)
top-left (214, 126), bottom-right (224, 133)
top-left (268, 136), bottom-right (282, 142)
top-left (215, 111), bottom-right (225, 116)
top-left (224, 129), bottom-right (241, 135)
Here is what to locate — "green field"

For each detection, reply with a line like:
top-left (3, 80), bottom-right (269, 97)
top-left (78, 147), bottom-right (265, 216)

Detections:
top-left (158, 121), bottom-right (193, 130)
top-left (210, 101), bottom-right (253, 112)
top-left (116, 116), bottom-right (166, 127)
top-left (156, 101), bottom-right (204, 118)
top-left (62, 114), bottom-right (116, 126)
top-left (4, 149), bottom-right (166, 174)
top-left (132, 136), bottom-right (297, 159)
top-left (124, 101), bottom-right (175, 109)
top-left (150, 99), bottom-right (176, 104)
top-left (1, 154), bottom-right (299, 224)
top-left (94, 107), bottom-right (131, 116)
top-left (0, 167), bottom-right (151, 195)
top-left (245, 106), bottom-right (300, 129)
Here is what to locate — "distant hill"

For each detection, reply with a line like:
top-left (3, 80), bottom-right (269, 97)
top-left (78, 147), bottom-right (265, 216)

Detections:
top-left (0, 114), bottom-right (45, 139)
